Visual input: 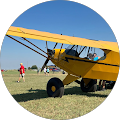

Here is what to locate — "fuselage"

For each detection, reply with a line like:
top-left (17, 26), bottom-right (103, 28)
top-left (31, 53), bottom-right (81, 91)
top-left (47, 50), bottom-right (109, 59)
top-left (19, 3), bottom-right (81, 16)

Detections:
top-left (48, 48), bottom-right (119, 81)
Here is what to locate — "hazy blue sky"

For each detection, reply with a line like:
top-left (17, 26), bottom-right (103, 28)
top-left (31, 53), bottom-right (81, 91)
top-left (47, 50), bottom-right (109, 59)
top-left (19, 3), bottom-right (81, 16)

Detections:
top-left (1, 0), bottom-right (117, 70)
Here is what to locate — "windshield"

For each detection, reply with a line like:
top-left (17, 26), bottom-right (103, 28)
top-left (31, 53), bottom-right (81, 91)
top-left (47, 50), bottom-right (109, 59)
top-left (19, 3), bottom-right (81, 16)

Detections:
top-left (65, 49), bottom-right (79, 57)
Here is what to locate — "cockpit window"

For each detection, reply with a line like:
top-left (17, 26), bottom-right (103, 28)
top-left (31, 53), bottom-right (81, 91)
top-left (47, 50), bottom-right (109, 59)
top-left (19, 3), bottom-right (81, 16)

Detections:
top-left (65, 49), bottom-right (79, 57)
top-left (65, 45), bottom-right (106, 60)
top-left (65, 45), bottom-right (86, 57)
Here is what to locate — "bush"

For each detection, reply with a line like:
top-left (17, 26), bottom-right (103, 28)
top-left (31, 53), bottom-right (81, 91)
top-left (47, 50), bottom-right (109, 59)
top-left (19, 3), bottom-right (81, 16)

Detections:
top-left (31, 65), bottom-right (38, 69)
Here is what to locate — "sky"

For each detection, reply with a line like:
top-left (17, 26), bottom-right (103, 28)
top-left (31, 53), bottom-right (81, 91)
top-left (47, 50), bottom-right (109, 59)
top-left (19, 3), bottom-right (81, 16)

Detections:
top-left (0, 0), bottom-right (118, 70)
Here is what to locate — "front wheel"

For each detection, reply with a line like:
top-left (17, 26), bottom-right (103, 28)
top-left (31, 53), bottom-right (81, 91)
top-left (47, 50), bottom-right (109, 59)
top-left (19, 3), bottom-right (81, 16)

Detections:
top-left (47, 77), bottom-right (64, 98)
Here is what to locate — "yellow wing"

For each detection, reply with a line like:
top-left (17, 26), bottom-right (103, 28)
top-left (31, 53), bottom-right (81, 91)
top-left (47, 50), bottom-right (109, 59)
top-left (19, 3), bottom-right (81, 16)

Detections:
top-left (6, 26), bottom-right (119, 52)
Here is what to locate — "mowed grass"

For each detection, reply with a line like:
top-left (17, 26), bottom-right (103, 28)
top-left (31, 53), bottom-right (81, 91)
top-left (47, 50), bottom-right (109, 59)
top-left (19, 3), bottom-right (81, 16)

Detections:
top-left (2, 70), bottom-right (112, 119)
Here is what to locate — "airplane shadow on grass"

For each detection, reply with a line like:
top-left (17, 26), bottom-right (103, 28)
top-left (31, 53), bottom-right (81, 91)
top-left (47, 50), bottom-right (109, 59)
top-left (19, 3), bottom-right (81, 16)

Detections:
top-left (12, 86), bottom-right (108, 102)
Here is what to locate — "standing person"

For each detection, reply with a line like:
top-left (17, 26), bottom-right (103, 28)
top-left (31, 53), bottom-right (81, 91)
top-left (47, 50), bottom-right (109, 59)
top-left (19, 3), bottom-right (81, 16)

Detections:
top-left (44, 67), bottom-right (47, 76)
top-left (98, 80), bottom-right (106, 91)
top-left (37, 69), bottom-right (40, 74)
top-left (47, 67), bottom-right (49, 76)
top-left (17, 63), bottom-right (25, 82)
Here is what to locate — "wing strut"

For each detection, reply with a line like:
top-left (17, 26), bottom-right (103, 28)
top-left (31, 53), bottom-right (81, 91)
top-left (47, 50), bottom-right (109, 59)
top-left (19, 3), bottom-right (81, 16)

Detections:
top-left (22, 37), bottom-right (47, 55)
top-left (7, 35), bottom-right (48, 59)
top-left (53, 43), bottom-right (58, 49)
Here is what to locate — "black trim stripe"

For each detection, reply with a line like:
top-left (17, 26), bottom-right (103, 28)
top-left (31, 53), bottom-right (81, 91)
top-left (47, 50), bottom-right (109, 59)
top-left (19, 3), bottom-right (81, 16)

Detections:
top-left (63, 57), bottom-right (119, 67)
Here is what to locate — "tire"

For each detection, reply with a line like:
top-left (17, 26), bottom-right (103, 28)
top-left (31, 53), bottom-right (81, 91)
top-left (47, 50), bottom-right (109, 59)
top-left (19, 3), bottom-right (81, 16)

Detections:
top-left (47, 77), bottom-right (64, 98)
top-left (107, 81), bottom-right (116, 89)
top-left (81, 78), bottom-right (97, 92)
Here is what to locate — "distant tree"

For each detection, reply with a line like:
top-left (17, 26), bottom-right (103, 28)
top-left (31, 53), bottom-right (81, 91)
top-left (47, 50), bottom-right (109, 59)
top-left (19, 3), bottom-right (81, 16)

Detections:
top-left (28, 67), bottom-right (31, 70)
top-left (31, 65), bottom-right (38, 69)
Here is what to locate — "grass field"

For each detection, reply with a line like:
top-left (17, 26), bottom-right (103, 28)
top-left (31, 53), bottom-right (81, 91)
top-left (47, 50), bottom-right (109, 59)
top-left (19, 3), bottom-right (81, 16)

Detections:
top-left (2, 70), bottom-right (112, 119)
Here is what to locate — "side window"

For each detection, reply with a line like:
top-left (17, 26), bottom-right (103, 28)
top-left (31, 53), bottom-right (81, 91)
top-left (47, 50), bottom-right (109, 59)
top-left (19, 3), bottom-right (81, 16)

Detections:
top-left (65, 45), bottom-right (106, 61)
top-left (89, 48), bottom-right (106, 61)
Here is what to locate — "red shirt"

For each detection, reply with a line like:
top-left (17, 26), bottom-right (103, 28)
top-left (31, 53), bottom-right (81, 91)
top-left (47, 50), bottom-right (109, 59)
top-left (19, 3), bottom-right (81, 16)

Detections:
top-left (20, 65), bottom-right (25, 74)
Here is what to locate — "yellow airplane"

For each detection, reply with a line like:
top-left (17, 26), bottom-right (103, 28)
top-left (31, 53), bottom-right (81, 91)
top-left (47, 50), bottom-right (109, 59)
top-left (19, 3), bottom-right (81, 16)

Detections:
top-left (6, 26), bottom-right (120, 97)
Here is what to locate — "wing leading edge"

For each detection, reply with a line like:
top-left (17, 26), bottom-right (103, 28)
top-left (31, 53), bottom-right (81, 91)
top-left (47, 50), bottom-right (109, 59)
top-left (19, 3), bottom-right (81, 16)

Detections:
top-left (6, 26), bottom-right (119, 52)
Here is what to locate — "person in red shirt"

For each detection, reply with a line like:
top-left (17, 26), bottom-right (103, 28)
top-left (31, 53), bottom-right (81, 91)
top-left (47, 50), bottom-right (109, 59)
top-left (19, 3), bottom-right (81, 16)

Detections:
top-left (17, 63), bottom-right (25, 82)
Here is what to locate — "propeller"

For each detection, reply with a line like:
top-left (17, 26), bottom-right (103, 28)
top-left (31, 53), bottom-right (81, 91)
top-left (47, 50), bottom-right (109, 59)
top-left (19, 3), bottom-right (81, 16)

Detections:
top-left (41, 58), bottom-right (49, 72)
top-left (41, 42), bottom-right (57, 72)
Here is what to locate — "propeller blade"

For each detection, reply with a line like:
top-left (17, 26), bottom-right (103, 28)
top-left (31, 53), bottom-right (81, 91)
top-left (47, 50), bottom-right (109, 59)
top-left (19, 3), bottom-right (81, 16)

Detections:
top-left (41, 42), bottom-right (57, 72)
top-left (41, 58), bottom-right (49, 72)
